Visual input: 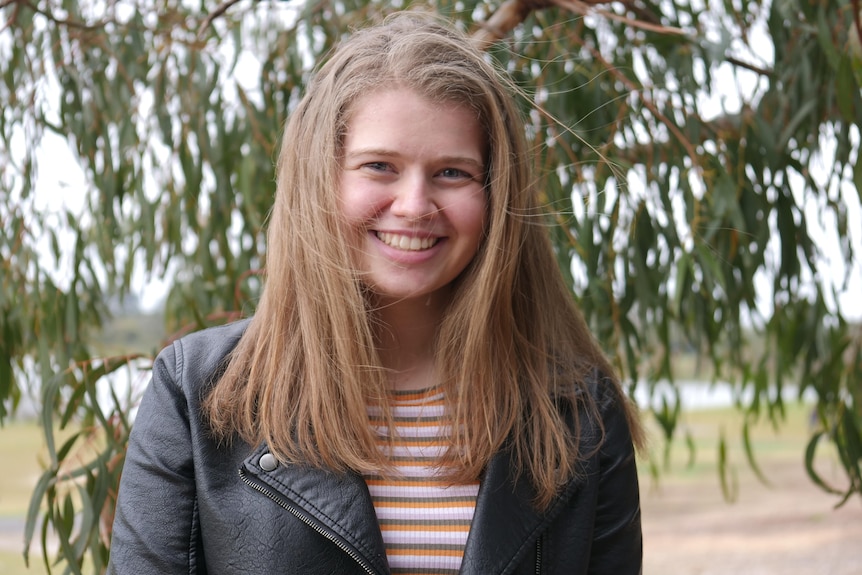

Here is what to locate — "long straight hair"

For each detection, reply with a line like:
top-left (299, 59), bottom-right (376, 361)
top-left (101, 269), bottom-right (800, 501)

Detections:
top-left (204, 11), bottom-right (643, 509)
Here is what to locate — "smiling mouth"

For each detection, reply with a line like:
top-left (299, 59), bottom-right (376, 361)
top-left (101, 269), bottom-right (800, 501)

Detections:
top-left (376, 231), bottom-right (439, 251)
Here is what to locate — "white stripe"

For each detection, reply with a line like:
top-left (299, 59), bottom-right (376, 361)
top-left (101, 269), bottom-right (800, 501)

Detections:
top-left (387, 555), bottom-right (462, 570)
top-left (367, 403), bottom-right (447, 418)
top-left (378, 531), bottom-right (471, 546)
top-left (366, 484), bottom-right (480, 498)
top-left (377, 444), bottom-right (449, 459)
top-left (371, 425), bottom-right (454, 438)
top-left (374, 507), bottom-right (477, 520)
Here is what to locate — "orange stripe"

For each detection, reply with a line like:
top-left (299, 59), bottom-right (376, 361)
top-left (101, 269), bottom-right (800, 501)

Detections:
top-left (386, 549), bottom-right (464, 557)
top-left (387, 387), bottom-right (444, 401)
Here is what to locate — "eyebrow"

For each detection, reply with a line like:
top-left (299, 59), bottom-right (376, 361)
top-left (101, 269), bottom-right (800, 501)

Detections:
top-left (345, 148), bottom-right (485, 171)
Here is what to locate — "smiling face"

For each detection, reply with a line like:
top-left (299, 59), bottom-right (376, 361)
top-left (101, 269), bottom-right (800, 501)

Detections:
top-left (339, 88), bottom-right (488, 312)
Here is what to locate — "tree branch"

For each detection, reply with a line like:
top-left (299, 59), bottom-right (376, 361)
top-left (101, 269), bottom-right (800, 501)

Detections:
top-left (470, 0), bottom-right (553, 51)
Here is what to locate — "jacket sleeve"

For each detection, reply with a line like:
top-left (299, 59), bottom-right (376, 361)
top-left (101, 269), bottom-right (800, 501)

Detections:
top-left (108, 342), bottom-right (205, 574)
top-left (588, 385), bottom-right (643, 575)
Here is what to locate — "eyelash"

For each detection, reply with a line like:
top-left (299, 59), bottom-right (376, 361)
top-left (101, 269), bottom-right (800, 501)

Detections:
top-left (439, 168), bottom-right (471, 179)
top-left (364, 162), bottom-right (391, 172)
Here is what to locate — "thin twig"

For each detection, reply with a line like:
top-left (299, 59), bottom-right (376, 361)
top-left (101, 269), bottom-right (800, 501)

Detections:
top-left (582, 38), bottom-right (702, 171)
top-left (726, 55), bottom-right (772, 77)
top-left (1, 0), bottom-right (20, 32)
top-left (198, 0), bottom-right (243, 39)
top-left (552, 0), bottom-right (686, 36)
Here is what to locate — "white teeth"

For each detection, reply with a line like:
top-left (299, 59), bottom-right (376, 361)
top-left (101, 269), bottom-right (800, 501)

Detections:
top-left (376, 232), bottom-right (438, 251)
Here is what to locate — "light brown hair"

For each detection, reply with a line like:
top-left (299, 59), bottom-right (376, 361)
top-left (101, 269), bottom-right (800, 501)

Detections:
top-left (204, 11), bottom-right (643, 509)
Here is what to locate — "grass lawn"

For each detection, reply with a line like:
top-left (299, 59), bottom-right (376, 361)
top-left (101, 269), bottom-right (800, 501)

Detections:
top-left (0, 420), bottom-right (52, 518)
top-left (1, 419), bottom-right (85, 575)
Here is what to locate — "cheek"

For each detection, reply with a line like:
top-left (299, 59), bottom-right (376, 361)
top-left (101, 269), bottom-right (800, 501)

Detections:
top-left (455, 192), bottom-right (489, 241)
top-left (339, 176), bottom-right (382, 225)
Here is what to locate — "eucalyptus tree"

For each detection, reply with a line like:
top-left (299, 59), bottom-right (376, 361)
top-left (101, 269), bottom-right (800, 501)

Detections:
top-left (1, 0), bottom-right (860, 572)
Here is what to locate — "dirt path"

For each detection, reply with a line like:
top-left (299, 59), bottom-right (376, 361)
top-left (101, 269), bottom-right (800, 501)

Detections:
top-left (641, 458), bottom-right (862, 575)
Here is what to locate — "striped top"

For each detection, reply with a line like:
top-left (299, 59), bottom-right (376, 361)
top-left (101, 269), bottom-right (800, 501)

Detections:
top-left (363, 387), bottom-right (479, 575)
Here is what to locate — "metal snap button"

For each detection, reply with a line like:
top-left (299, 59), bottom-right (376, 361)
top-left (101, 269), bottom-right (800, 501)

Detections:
top-left (259, 452), bottom-right (278, 471)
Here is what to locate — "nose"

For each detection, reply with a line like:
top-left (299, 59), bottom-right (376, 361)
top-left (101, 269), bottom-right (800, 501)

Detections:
top-left (390, 172), bottom-right (436, 220)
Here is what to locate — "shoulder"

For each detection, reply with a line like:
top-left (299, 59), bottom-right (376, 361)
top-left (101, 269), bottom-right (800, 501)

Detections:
top-left (153, 318), bottom-right (252, 393)
top-left (559, 368), bottom-right (641, 455)
top-left (583, 371), bottom-right (643, 459)
top-left (171, 317), bottom-right (252, 359)
top-left (557, 367), bottom-right (627, 416)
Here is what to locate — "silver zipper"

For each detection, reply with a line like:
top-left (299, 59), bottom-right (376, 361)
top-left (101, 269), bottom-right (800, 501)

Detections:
top-left (535, 534), bottom-right (542, 575)
top-left (239, 468), bottom-right (379, 575)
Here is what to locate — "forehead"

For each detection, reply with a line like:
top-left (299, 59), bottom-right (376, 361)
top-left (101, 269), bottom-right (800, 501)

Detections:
top-left (343, 82), bottom-right (483, 124)
top-left (342, 88), bottom-right (487, 156)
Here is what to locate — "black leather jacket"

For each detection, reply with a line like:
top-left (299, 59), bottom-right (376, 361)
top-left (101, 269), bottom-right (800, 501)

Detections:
top-left (108, 320), bottom-right (642, 574)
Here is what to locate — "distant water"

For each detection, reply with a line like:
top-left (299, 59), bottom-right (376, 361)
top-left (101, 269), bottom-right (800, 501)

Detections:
top-left (633, 379), bottom-right (817, 412)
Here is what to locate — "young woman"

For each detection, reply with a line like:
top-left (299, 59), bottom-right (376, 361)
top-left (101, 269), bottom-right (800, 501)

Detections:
top-left (109, 11), bottom-right (644, 575)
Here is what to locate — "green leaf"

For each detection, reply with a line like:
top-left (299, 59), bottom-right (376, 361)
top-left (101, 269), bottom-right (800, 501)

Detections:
top-left (685, 429), bottom-right (696, 469)
top-left (717, 430), bottom-right (738, 502)
top-left (23, 470), bottom-right (54, 563)
top-left (804, 430), bottom-right (843, 495)
top-left (742, 416), bottom-right (772, 486)
top-left (855, 139), bottom-right (862, 205)
top-left (816, 7), bottom-right (841, 69)
top-left (776, 98), bottom-right (818, 151)
top-left (836, 55), bottom-right (857, 123)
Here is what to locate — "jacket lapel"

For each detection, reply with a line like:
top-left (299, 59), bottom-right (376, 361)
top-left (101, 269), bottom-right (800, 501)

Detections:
top-left (242, 445), bottom-right (389, 575)
top-left (459, 448), bottom-right (582, 575)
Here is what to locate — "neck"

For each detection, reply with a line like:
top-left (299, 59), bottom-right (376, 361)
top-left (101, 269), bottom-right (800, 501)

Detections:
top-left (374, 295), bottom-right (447, 392)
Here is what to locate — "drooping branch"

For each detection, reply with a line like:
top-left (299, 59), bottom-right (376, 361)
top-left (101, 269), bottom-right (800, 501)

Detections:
top-left (13, 0), bottom-right (114, 30)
